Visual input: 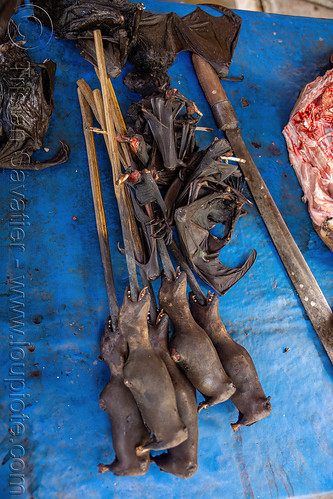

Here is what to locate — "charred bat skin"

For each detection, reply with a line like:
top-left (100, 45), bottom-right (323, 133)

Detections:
top-left (32, 1), bottom-right (242, 83)
top-left (0, 25), bottom-right (70, 170)
top-left (143, 97), bottom-right (184, 171)
top-left (173, 138), bottom-right (257, 296)
top-left (175, 193), bottom-right (257, 296)
top-left (158, 270), bottom-right (236, 409)
top-left (119, 287), bottom-right (188, 453)
top-left (149, 312), bottom-right (198, 479)
top-left (125, 91), bottom-right (204, 190)
top-left (124, 70), bottom-right (171, 97)
top-left (98, 319), bottom-right (150, 476)
top-left (189, 292), bottom-right (272, 429)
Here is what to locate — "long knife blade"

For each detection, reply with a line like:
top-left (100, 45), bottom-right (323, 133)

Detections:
top-left (192, 54), bottom-right (333, 364)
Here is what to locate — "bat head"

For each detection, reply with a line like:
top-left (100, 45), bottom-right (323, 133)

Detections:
top-left (119, 286), bottom-right (151, 329)
top-left (158, 269), bottom-right (188, 313)
top-left (100, 317), bottom-right (128, 367)
top-left (148, 311), bottom-right (169, 355)
top-left (189, 290), bottom-right (220, 328)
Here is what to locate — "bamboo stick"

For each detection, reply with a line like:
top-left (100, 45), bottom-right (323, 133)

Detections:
top-left (93, 29), bottom-right (140, 299)
top-left (77, 78), bottom-right (158, 319)
top-left (77, 88), bottom-right (119, 329)
top-left (77, 78), bottom-right (98, 118)
top-left (108, 78), bottom-right (127, 135)
top-left (92, 89), bottom-right (128, 167)
top-left (92, 86), bottom-right (158, 319)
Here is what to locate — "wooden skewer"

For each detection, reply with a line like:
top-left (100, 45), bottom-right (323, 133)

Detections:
top-left (77, 87), bottom-right (119, 329)
top-left (108, 78), bottom-right (128, 135)
top-left (77, 81), bottom-right (128, 170)
top-left (77, 79), bottom-right (98, 118)
top-left (97, 75), bottom-right (164, 319)
top-left (92, 88), bottom-right (106, 127)
top-left (93, 29), bottom-right (140, 300)
top-left (219, 155), bottom-right (246, 164)
top-left (78, 78), bottom-right (144, 262)
top-left (92, 88), bottom-right (129, 168)
top-left (94, 83), bottom-right (146, 265)
top-left (93, 30), bottom-right (159, 317)
top-left (86, 126), bottom-right (107, 134)
top-left (87, 85), bottom-right (139, 246)
top-left (77, 77), bottom-right (158, 320)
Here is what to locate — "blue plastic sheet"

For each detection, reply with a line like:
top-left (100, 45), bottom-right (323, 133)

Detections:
top-left (0, 2), bottom-right (332, 498)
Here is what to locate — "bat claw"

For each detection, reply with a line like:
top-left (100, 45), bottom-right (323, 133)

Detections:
top-left (98, 463), bottom-right (109, 473)
top-left (197, 402), bottom-right (208, 413)
top-left (136, 446), bottom-right (149, 456)
top-left (116, 173), bottom-right (130, 186)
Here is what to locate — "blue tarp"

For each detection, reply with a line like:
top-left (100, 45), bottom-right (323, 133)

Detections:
top-left (0, 2), bottom-right (332, 498)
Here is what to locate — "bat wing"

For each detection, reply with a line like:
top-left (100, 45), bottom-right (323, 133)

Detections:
top-left (0, 52), bottom-right (69, 169)
top-left (175, 192), bottom-right (256, 295)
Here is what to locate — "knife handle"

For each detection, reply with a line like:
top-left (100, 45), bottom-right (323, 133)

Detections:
top-left (192, 54), bottom-right (238, 131)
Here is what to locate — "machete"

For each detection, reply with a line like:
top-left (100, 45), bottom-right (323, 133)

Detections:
top-left (192, 54), bottom-right (333, 364)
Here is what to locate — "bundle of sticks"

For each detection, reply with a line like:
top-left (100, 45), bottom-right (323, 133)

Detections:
top-left (77, 30), bottom-right (271, 479)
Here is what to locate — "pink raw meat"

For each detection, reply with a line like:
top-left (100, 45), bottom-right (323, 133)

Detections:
top-left (283, 69), bottom-right (333, 250)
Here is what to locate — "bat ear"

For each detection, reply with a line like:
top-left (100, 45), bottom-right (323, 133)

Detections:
top-left (156, 310), bottom-right (168, 328)
top-left (175, 269), bottom-right (187, 285)
top-left (210, 291), bottom-right (219, 310)
top-left (189, 292), bottom-right (199, 303)
top-left (138, 286), bottom-right (150, 301)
